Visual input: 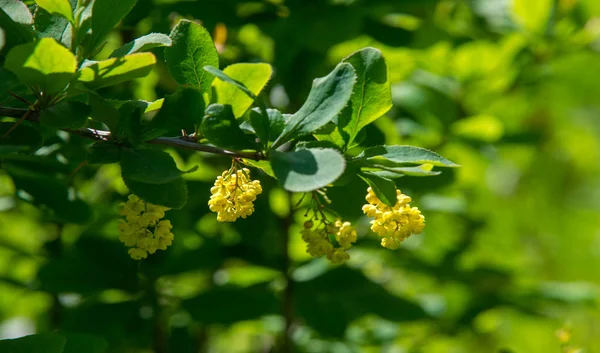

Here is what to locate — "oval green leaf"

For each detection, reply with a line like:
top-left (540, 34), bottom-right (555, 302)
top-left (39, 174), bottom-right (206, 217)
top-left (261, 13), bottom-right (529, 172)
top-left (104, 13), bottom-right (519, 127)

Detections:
top-left (272, 63), bottom-right (356, 148)
top-left (4, 37), bottom-right (76, 93)
top-left (165, 19), bottom-right (219, 92)
top-left (271, 148), bottom-right (346, 192)
top-left (355, 145), bottom-right (459, 168)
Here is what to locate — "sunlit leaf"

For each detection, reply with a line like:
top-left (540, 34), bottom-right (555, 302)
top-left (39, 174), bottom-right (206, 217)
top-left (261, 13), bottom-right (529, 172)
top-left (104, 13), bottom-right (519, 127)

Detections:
top-left (165, 19), bottom-right (219, 91)
top-left (4, 37), bottom-right (76, 93)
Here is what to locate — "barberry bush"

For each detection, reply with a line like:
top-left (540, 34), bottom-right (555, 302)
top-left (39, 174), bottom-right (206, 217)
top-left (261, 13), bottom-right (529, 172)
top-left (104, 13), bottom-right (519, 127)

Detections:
top-left (1, 0), bottom-right (598, 352)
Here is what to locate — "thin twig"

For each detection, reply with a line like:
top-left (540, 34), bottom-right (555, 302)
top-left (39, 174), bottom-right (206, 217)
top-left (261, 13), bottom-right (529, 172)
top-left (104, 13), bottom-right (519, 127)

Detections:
top-left (0, 106), bottom-right (268, 160)
top-left (2, 110), bottom-right (32, 139)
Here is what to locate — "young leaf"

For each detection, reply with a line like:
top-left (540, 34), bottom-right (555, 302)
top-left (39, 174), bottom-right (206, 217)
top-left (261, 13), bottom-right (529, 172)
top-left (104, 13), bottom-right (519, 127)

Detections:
top-left (0, 333), bottom-right (66, 353)
top-left (122, 175), bottom-right (188, 209)
top-left (165, 19), bottom-right (219, 91)
top-left (338, 47), bottom-right (392, 147)
top-left (355, 145), bottom-right (459, 168)
top-left (90, 0), bottom-right (138, 51)
top-left (77, 53), bottom-right (156, 89)
top-left (120, 148), bottom-right (184, 184)
top-left (272, 63), bottom-right (356, 148)
top-left (143, 87), bottom-right (204, 140)
top-left (110, 32), bottom-right (172, 57)
top-left (35, 0), bottom-right (74, 23)
top-left (249, 107), bottom-right (285, 147)
top-left (200, 104), bottom-right (256, 150)
top-left (40, 100), bottom-right (90, 129)
top-left (4, 37), bottom-right (76, 94)
top-left (209, 63), bottom-right (272, 117)
top-left (359, 172), bottom-right (397, 207)
top-left (0, 0), bottom-right (34, 53)
top-left (271, 148), bottom-right (346, 192)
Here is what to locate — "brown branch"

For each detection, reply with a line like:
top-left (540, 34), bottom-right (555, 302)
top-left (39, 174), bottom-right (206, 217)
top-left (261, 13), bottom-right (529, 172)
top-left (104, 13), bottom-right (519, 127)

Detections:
top-left (0, 107), bottom-right (268, 161)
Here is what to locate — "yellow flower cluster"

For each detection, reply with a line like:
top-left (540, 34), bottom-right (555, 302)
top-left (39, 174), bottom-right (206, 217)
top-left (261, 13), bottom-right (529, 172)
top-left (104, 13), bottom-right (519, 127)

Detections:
top-left (118, 194), bottom-right (174, 260)
top-left (208, 167), bottom-right (262, 222)
top-left (362, 187), bottom-right (425, 250)
top-left (301, 219), bottom-right (357, 264)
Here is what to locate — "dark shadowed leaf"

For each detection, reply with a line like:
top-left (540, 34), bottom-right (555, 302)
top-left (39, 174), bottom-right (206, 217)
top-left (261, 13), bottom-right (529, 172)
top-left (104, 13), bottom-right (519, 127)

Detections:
top-left (0, 333), bottom-right (66, 353)
top-left (272, 63), bottom-right (356, 148)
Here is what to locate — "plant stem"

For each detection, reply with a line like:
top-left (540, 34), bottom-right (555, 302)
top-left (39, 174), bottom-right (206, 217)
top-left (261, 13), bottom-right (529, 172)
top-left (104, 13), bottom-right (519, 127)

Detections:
top-left (279, 192), bottom-right (295, 353)
top-left (0, 106), bottom-right (268, 161)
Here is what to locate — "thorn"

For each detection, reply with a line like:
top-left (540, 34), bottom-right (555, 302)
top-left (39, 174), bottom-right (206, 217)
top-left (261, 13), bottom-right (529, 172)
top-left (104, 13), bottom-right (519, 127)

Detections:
top-left (2, 110), bottom-right (31, 139)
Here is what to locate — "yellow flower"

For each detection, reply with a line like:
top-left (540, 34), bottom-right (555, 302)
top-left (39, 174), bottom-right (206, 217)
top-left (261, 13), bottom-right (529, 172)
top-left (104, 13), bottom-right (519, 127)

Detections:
top-left (362, 187), bottom-right (425, 249)
top-left (301, 218), bottom-right (357, 264)
top-left (208, 167), bottom-right (262, 222)
top-left (118, 194), bottom-right (174, 260)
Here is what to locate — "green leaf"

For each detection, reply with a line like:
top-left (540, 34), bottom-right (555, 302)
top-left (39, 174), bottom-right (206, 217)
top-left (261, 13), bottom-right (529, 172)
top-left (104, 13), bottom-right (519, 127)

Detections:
top-left (61, 332), bottom-right (108, 353)
top-left (0, 0), bottom-right (34, 54)
top-left (90, 0), bottom-right (138, 51)
top-left (0, 333), bottom-right (66, 353)
top-left (200, 104), bottom-right (255, 150)
top-left (4, 38), bottom-right (76, 93)
top-left (120, 148), bottom-right (184, 184)
top-left (77, 53), bottom-right (156, 89)
top-left (359, 172), bottom-right (397, 207)
top-left (272, 63), bottom-right (356, 148)
top-left (0, 27), bottom-right (4, 51)
top-left (4, 164), bottom-right (92, 224)
top-left (338, 47), bottom-right (392, 147)
top-left (117, 101), bottom-right (144, 146)
top-left (36, 0), bottom-right (74, 22)
top-left (0, 121), bottom-right (43, 150)
top-left (38, 236), bottom-right (138, 293)
top-left (110, 32), bottom-right (172, 58)
top-left (89, 94), bottom-right (119, 132)
top-left (165, 19), bottom-right (219, 91)
top-left (40, 100), bottom-right (90, 129)
top-left (368, 164), bottom-right (441, 179)
top-left (184, 284), bottom-right (279, 325)
top-left (33, 6), bottom-right (72, 47)
top-left (296, 267), bottom-right (427, 338)
top-left (209, 63), bottom-right (272, 117)
top-left (122, 175), bottom-right (187, 209)
top-left (271, 148), bottom-right (346, 192)
top-left (512, 0), bottom-right (553, 33)
top-left (143, 87), bottom-right (204, 140)
top-left (355, 145), bottom-right (459, 168)
top-left (243, 159), bottom-right (275, 178)
top-left (249, 107), bottom-right (285, 147)
top-left (87, 142), bottom-right (120, 164)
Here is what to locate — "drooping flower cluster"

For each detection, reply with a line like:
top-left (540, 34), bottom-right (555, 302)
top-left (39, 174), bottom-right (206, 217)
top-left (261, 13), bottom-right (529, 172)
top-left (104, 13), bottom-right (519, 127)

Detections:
top-left (301, 219), bottom-right (357, 264)
top-left (362, 187), bottom-right (425, 250)
top-left (208, 167), bottom-right (262, 222)
top-left (118, 194), bottom-right (174, 260)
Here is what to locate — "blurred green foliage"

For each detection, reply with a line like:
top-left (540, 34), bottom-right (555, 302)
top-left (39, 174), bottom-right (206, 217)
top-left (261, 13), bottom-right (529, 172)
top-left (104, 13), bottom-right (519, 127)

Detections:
top-left (2, 0), bottom-right (600, 352)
